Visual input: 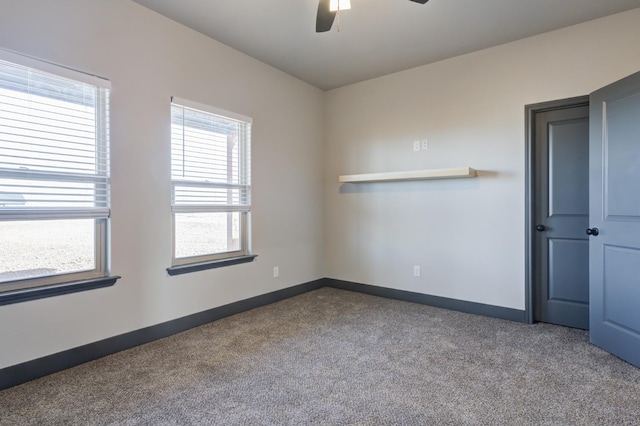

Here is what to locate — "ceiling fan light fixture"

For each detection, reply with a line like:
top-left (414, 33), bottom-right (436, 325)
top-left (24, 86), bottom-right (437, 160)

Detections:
top-left (329, 0), bottom-right (351, 12)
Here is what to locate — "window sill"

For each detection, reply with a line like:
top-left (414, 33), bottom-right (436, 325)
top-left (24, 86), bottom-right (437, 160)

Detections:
top-left (167, 255), bottom-right (257, 276)
top-left (0, 275), bottom-right (120, 306)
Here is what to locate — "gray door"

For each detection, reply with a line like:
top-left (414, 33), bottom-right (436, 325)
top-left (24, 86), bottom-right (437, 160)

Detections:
top-left (589, 71), bottom-right (640, 368)
top-left (534, 105), bottom-right (590, 329)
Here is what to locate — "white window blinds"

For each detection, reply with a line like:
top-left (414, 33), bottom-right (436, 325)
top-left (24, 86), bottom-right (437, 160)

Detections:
top-left (170, 98), bottom-right (251, 213)
top-left (0, 51), bottom-right (111, 221)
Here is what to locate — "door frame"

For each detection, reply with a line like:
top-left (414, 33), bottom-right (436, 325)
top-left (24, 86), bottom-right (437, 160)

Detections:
top-left (524, 95), bottom-right (590, 324)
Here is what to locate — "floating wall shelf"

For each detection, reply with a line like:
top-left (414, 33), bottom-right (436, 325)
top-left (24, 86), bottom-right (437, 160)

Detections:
top-left (338, 167), bottom-right (477, 183)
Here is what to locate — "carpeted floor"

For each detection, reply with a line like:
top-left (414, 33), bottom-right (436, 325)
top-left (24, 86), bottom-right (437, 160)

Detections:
top-left (1, 287), bottom-right (639, 425)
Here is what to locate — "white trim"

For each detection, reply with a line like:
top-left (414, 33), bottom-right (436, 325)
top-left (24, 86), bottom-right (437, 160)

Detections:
top-left (0, 48), bottom-right (111, 89)
top-left (171, 96), bottom-right (252, 124)
top-left (0, 269), bottom-right (104, 293)
top-left (170, 179), bottom-right (249, 190)
top-left (171, 205), bottom-right (250, 214)
top-left (0, 207), bottom-right (110, 221)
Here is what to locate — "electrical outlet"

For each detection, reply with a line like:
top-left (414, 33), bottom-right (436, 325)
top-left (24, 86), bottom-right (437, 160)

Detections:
top-left (413, 140), bottom-right (421, 152)
top-left (413, 265), bottom-right (421, 277)
top-left (421, 139), bottom-right (429, 150)
top-left (273, 266), bottom-right (279, 278)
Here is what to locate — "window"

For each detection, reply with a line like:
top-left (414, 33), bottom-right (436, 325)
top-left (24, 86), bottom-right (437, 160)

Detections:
top-left (168, 97), bottom-right (253, 274)
top-left (0, 50), bottom-right (116, 303)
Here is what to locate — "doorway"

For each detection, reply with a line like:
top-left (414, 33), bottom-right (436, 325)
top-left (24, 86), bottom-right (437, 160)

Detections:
top-left (525, 96), bottom-right (590, 329)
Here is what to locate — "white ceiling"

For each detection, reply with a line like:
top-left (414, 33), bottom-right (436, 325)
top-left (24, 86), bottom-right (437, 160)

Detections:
top-left (132, 0), bottom-right (640, 90)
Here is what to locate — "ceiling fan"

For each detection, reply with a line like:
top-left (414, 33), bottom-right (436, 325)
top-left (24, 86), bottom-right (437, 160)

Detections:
top-left (316, 0), bottom-right (429, 33)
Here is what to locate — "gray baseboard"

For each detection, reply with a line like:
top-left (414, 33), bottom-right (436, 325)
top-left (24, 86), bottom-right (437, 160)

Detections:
top-left (1, 277), bottom-right (525, 391)
top-left (324, 279), bottom-right (526, 323)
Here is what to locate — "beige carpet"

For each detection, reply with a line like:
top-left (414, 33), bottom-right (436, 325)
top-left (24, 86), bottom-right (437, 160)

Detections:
top-left (1, 288), bottom-right (639, 425)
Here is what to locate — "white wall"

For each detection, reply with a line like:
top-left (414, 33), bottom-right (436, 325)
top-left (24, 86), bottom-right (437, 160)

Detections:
top-left (324, 9), bottom-right (640, 310)
top-left (0, 0), bottom-right (325, 369)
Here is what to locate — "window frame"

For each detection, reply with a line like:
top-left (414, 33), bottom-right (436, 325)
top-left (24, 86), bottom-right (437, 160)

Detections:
top-left (0, 49), bottom-right (118, 304)
top-left (0, 219), bottom-right (108, 294)
top-left (171, 212), bottom-right (250, 266)
top-left (168, 97), bottom-right (254, 274)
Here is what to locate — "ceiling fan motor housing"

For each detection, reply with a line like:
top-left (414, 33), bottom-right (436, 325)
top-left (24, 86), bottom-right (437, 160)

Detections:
top-left (316, 0), bottom-right (430, 33)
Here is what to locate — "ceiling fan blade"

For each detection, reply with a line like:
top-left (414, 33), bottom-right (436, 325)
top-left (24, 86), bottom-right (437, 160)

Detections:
top-left (316, 0), bottom-right (337, 33)
top-left (408, 0), bottom-right (429, 3)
